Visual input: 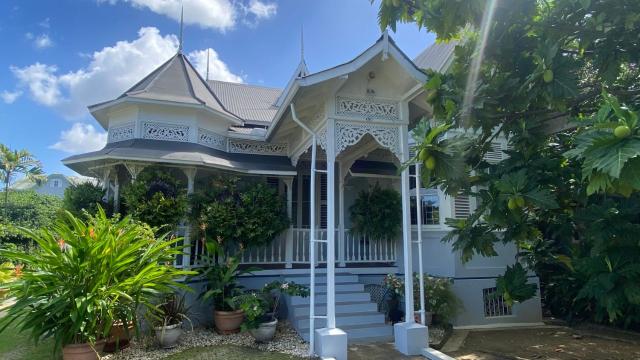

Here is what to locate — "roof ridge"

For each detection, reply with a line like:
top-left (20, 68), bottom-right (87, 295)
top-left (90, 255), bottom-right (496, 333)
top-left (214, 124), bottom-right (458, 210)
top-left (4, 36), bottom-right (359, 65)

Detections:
top-left (177, 54), bottom-right (206, 106)
top-left (120, 53), bottom-right (178, 98)
top-left (179, 53), bottom-right (244, 121)
top-left (208, 79), bottom-right (282, 91)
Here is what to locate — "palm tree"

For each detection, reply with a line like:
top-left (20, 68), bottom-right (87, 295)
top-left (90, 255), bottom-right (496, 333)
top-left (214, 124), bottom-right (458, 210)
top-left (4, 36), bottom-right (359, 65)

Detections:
top-left (0, 144), bottom-right (45, 219)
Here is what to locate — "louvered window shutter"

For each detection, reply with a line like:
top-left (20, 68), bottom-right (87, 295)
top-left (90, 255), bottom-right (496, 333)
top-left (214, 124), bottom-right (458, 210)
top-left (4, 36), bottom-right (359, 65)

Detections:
top-left (453, 194), bottom-right (472, 219)
top-left (483, 142), bottom-right (504, 163)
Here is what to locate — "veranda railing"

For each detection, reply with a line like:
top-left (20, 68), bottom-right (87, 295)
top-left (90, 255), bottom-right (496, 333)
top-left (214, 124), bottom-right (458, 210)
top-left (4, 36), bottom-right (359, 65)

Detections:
top-left (174, 227), bottom-right (397, 268)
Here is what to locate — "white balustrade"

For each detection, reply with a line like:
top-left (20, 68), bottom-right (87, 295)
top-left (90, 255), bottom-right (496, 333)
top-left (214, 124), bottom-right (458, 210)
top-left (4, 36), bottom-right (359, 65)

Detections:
top-left (175, 227), bottom-right (397, 268)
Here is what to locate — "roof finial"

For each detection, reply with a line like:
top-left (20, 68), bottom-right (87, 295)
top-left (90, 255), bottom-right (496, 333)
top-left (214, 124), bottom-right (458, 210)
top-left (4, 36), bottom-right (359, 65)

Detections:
top-left (206, 48), bottom-right (210, 81)
top-left (300, 25), bottom-right (305, 63)
top-left (178, 4), bottom-right (184, 53)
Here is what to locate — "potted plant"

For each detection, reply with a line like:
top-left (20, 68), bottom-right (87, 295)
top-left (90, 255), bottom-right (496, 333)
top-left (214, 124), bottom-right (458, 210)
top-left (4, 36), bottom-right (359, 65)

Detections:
top-left (382, 274), bottom-right (405, 324)
top-left (413, 273), bottom-right (460, 325)
top-left (151, 294), bottom-right (192, 348)
top-left (103, 314), bottom-right (135, 353)
top-left (413, 274), bottom-right (433, 326)
top-left (0, 208), bottom-right (194, 360)
top-left (200, 241), bottom-right (257, 334)
top-left (237, 281), bottom-right (309, 342)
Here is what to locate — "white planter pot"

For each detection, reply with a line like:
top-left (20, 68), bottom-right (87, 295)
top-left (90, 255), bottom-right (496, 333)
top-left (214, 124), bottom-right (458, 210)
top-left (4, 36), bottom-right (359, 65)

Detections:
top-left (154, 323), bottom-right (182, 349)
top-left (249, 319), bottom-right (278, 342)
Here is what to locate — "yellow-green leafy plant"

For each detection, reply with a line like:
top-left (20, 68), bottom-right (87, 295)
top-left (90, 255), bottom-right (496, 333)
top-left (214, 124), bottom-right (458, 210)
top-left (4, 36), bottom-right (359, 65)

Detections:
top-left (0, 208), bottom-right (194, 355)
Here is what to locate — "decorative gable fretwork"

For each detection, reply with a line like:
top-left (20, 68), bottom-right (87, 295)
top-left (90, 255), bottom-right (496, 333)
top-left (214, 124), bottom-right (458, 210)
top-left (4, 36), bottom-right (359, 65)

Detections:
top-left (335, 96), bottom-right (399, 122)
top-left (108, 123), bottom-right (135, 143)
top-left (198, 128), bottom-right (227, 151)
top-left (333, 120), bottom-right (401, 160)
top-left (142, 121), bottom-right (190, 142)
top-left (228, 139), bottom-right (289, 156)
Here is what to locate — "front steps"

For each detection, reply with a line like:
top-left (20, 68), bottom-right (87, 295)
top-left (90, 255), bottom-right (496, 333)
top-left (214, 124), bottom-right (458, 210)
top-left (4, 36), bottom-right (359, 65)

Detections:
top-left (284, 273), bottom-right (393, 342)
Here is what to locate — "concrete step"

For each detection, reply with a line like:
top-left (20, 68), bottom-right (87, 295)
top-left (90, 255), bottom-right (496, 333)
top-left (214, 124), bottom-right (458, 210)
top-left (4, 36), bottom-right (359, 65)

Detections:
top-left (284, 274), bottom-right (359, 285)
top-left (300, 323), bottom-right (393, 342)
top-left (294, 311), bottom-right (386, 329)
top-left (315, 283), bottom-right (364, 293)
top-left (289, 291), bottom-right (371, 305)
top-left (292, 301), bottom-right (377, 317)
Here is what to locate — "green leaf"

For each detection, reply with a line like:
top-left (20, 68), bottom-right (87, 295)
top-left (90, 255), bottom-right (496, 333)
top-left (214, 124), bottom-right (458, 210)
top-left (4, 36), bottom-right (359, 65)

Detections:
top-left (496, 263), bottom-right (538, 305)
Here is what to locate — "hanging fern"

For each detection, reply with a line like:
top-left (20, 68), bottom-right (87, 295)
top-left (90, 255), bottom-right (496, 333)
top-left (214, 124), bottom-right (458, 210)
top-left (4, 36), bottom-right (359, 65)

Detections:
top-left (349, 183), bottom-right (402, 240)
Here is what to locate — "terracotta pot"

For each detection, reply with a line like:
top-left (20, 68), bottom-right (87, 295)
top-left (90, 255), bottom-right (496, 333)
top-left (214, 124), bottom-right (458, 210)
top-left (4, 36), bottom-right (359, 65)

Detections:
top-left (249, 319), bottom-right (278, 342)
top-left (103, 321), bottom-right (135, 353)
top-left (154, 323), bottom-right (183, 349)
top-left (213, 309), bottom-right (244, 334)
top-left (62, 340), bottom-right (105, 360)
top-left (414, 311), bottom-right (433, 326)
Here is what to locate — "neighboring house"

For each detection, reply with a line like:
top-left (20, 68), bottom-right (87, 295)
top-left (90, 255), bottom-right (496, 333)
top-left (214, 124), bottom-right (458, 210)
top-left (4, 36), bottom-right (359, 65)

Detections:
top-left (63, 33), bottom-right (542, 357)
top-left (10, 173), bottom-right (97, 198)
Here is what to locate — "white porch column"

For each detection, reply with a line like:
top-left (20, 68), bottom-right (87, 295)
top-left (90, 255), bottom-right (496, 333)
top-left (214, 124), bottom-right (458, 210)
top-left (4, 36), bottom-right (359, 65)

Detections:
top-left (315, 118), bottom-right (348, 360)
top-left (326, 119), bottom-right (337, 329)
top-left (113, 173), bottom-right (120, 214)
top-left (182, 167), bottom-right (197, 269)
top-left (394, 124), bottom-right (428, 355)
top-left (338, 164), bottom-right (346, 267)
top-left (284, 177), bottom-right (294, 268)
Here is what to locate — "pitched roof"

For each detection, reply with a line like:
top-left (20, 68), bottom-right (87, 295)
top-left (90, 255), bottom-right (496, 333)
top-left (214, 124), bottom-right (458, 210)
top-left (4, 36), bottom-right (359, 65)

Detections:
top-left (121, 53), bottom-right (237, 115)
top-left (207, 80), bottom-right (281, 125)
top-left (413, 41), bottom-right (458, 72)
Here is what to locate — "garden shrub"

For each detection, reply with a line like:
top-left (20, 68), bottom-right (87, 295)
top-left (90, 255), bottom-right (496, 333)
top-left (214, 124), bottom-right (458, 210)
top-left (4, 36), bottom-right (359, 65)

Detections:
top-left (191, 176), bottom-right (289, 253)
top-left (122, 167), bottom-right (187, 230)
top-left (350, 183), bottom-right (402, 240)
top-left (62, 182), bottom-right (111, 217)
top-left (0, 190), bottom-right (62, 245)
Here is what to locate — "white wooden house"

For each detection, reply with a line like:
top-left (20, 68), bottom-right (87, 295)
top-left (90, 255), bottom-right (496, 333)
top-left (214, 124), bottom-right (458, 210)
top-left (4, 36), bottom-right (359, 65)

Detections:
top-left (63, 33), bottom-right (542, 359)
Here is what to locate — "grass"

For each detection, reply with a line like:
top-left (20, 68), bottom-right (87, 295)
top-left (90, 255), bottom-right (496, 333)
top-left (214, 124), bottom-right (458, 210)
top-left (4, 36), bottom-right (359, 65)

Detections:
top-left (0, 321), bottom-right (56, 360)
top-left (164, 345), bottom-right (307, 360)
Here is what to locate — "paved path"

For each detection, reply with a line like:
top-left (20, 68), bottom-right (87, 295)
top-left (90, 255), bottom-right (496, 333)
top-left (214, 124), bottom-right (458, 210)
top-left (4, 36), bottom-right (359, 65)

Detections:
top-left (348, 342), bottom-right (422, 360)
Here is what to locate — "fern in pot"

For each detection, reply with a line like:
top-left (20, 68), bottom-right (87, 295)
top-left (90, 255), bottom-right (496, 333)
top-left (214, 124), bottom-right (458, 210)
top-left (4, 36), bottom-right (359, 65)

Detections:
top-left (237, 280), bottom-right (309, 342)
top-left (151, 294), bottom-right (192, 349)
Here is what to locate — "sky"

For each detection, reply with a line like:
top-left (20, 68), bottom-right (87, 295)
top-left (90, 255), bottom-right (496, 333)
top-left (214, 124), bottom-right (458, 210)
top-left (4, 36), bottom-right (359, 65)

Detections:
top-left (0, 0), bottom-right (434, 177)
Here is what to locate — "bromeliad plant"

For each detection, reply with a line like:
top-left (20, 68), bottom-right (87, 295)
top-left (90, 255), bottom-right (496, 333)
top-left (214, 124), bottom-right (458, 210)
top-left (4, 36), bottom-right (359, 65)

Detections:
top-left (0, 208), bottom-right (194, 355)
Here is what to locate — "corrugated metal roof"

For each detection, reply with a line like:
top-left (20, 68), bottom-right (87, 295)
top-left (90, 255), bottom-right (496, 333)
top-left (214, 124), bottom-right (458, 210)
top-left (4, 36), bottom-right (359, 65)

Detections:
top-left (413, 41), bottom-right (458, 72)
top-left (208, 80), bottom-right (282, 124)
top-left (119, 53), bottom-right (240, 120)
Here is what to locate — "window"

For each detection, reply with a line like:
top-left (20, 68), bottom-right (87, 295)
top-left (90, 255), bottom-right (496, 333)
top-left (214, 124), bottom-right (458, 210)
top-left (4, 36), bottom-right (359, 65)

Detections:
top-left (51, 179), bottom-right (60, 188)
top-left (292, 172), bottom-right (327, 228)
top-left (483, 287), bottom-right (513, 317)
top-left (410, 188), bottom-right (440, 225)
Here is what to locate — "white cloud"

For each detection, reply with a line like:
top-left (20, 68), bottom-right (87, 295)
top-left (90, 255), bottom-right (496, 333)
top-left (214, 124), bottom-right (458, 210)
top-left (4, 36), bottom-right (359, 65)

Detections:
top-left (9, 27), bottom-right (241, 119)
top-left (101, 0), bottom-right (276, 30)
top-left (26, 33), bottom-right (54, 49)
top-left (1, 90), bottom-right (23, 104)
top-left (34, 34), bottom-right (53, 48)
top-left (187, 48), bottom-right (243, 83)
top-left (247, 0), bottom-right (277, 20)
top-left (11, 63), bottom-right (60, 106)
top-left (39, 17), bottom-right (50, 29)
top-left (103, 0), bottom-right (236, 30)
top-left (50, 123), bottom-right (107, 154)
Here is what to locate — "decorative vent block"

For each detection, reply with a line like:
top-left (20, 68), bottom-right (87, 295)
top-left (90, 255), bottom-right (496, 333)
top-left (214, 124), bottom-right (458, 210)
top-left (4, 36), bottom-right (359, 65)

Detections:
top-left (336, 96), bottom-right (399, 122)
top-left (228, 140), bottom-right (288, 156)
top-left (142, 122), bottom-right (189, 142)
top-left (483, 287), bottom-right (513, 317)
top-left (198, 128), bottom-right (227, 151)
top-left (108, 123), bottom-right (135, 143)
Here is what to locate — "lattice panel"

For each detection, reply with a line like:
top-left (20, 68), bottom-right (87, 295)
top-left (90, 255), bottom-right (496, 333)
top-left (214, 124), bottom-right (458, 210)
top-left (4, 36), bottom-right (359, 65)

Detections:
top-left (108, 123), bottom-right (134, 143)
top-left (198, 128), bottom-right (227, 151)
top-left (335, 96), bottom-right (399, 122)
top-left (335, 121), bottom-right (401, 159)
top-left (228, 140), bottom-right (289, 156)
top-left (142, 122), bottom-right (190, 142)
